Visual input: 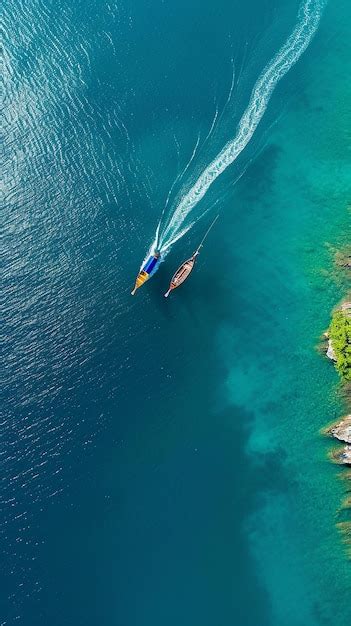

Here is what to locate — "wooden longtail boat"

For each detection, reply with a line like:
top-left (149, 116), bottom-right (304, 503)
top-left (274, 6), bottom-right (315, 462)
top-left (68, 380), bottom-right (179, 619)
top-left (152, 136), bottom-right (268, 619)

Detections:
top-left (164, 215), bottom-right (219, 298)
top-left (164, 255), bottom-right (196, 297)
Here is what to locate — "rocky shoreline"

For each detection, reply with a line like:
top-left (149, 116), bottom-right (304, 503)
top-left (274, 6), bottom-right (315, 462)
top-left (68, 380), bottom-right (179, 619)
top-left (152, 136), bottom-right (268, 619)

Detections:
top-left (325, 415), bottom-right (351, 445)
top-left (324, 416), bottom-right (351, 466)
top-left (320, 247), bottom-right (350, 551)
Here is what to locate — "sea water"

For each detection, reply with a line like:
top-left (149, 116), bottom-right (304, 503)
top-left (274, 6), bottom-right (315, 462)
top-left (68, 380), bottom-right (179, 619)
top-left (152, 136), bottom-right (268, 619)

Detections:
top-left (2, 1), bottom-right (350, 625)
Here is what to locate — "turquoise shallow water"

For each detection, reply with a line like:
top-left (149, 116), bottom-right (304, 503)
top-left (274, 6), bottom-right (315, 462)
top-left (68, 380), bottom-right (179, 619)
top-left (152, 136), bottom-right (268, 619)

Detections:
top-left (2, 1), bottom-right (350, 625)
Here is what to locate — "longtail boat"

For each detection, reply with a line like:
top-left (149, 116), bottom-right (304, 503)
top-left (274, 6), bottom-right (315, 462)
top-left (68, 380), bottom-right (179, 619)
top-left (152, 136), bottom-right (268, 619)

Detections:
top-left (164, 215), bottom-right (219, 298)
top-left (131, 251), bottom-right (161, 295)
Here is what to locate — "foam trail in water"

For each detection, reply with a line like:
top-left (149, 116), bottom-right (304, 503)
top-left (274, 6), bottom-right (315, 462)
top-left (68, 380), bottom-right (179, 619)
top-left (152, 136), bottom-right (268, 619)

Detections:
top-left (159, 0), bottom-right (324, 250)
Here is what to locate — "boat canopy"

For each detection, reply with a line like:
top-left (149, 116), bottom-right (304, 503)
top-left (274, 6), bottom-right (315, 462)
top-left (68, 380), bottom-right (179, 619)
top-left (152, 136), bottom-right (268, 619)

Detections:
top-left (143, 255), bottom-right (159, 274)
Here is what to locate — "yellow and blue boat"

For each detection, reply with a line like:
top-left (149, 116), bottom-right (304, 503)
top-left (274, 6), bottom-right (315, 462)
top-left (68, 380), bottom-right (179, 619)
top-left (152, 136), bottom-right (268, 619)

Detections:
top-left (131, 251), bottom-right (161, 295)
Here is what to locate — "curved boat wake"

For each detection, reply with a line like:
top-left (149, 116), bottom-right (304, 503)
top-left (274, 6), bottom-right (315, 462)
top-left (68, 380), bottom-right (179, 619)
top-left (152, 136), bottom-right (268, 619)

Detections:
top-left (154, 0), bottom-right (325, 254)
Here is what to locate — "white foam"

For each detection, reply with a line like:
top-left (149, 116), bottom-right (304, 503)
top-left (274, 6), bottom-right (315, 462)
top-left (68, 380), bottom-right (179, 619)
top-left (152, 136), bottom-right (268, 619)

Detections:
top-left (159, 0), bottom-right (324, 250)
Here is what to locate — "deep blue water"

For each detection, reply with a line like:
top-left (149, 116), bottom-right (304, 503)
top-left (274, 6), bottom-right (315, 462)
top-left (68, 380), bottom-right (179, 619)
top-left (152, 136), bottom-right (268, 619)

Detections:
top-left (2, 1), bottom-right (351, 625)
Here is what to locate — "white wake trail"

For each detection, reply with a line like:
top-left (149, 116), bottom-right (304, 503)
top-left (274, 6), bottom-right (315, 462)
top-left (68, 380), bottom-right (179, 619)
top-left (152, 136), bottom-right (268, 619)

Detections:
top-left (159, 0), bottom-right (324, 250)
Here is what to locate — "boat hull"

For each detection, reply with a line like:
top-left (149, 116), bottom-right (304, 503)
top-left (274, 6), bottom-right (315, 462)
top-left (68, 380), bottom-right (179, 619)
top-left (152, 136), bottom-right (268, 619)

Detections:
top-left (164, 255), bottom-right (196, 297)
top-left (131, 252), bottom-right (161, 295)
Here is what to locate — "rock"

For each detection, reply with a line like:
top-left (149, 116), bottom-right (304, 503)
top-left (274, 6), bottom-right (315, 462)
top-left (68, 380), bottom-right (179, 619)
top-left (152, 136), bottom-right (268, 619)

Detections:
top-left (334, 248), bottom-right (351, 269)
top-left (327, 416), bottom-right (351, 443)
top-left (326, 338), bottom-right (337, 361)
top-left (341, 446), bottom-right (351, 466)
top-left (331, 445), bottom-right (351, 466)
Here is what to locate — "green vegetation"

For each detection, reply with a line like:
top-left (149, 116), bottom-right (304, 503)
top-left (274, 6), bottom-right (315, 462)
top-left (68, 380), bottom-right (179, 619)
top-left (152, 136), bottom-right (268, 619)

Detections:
top-left (329, 309), bottom-right (351, 381)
